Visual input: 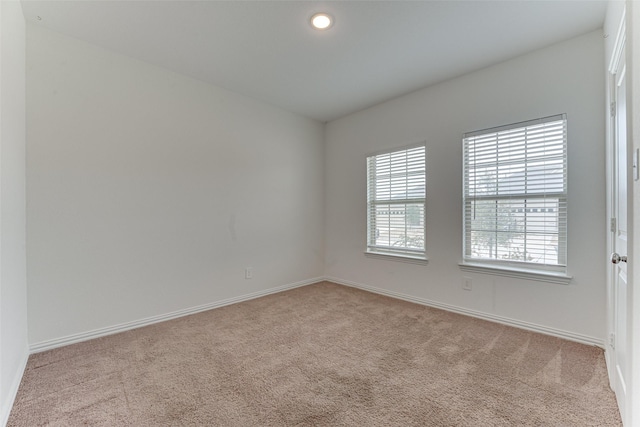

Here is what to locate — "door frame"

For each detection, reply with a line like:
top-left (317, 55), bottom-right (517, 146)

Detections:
top-left (627, 2), bottom-right (640, 425)
top-left (606, 6), bottom-right (637, 426)
top-left (606, 3), bottom-right (625, 384)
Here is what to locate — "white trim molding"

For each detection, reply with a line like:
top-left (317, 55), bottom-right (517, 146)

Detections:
top-left (29, 277), bottom-right (323, 353)
top-left (459, 262), bottom-right (572, 285)
top-left (1, 349), bottom-right (29, 427)
top-left (364, 251), bottom-right (429, 265)
top-left (325, 276), bottom-right (603, 348)
top-left (608, 7), bottom-right (626, 74)
top-left (28, 274), bottom-right (600, 356)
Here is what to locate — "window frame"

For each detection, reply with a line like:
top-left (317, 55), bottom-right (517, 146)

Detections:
top-left (365, 143), bottom-right (427, 262)
top-left (461, 115), bottom-right (571, 282)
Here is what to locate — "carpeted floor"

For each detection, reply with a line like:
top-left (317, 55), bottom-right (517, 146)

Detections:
top-left (9, 281), bottom-right (621, 426)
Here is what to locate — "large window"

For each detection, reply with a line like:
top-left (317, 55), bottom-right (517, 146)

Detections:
top-left (463, 115), bottom-right (567, 272)
top-left (367, 144), bottom-right (426, 259)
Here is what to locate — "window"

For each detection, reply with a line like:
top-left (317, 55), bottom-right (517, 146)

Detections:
top-left (367, 144), bottom-right (426, 259)
top-left (462, 115), bottom-right (567, 273)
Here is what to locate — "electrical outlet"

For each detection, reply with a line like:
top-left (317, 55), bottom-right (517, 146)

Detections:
top-left (245, 267), bottom-right (253, 279)
top-left (462, 277), bottom-right (472, 291)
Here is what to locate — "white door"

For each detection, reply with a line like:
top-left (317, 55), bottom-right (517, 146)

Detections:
top-left (611, 43), bottom-right (629, 423)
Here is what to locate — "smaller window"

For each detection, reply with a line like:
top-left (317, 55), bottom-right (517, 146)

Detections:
top-left (366, 144), bottom-right (426, 259)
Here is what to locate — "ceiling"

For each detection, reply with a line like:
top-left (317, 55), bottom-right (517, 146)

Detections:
top-left (20, 1), bottom-right (607, 122)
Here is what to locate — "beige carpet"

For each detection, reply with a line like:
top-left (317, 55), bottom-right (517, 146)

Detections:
top-left (9, 281), bottom-right (621, 426)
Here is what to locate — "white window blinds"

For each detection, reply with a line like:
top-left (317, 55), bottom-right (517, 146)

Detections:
top-left (367, 145), bottom-right (426, 258)
top-left (463, 115), bottom-right (567, 270)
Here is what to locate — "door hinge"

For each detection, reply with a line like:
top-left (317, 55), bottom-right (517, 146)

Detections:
top-left (610, 333), bottom-right (615, 349)
top-left (611, 101), bottom-right (617, 117)
top-left (611, 217), bottom-right (617, 232)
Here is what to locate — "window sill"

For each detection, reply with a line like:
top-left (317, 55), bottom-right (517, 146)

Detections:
top-left (458, 262), bottom-right (572, 285)
top-left (365, 251), bottom-right (429, 265)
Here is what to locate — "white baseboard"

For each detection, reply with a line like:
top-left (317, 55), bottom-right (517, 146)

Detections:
top-left (29, 274), bottom-right (604, 353)
top-left (325, 276), bottom-right (605, 348)
top-left (604, 346), bottom-right (616, 391)
top-left (1, 349), bottom-right (29, 427)
top-left (30, 277), bottom-right (323, 354)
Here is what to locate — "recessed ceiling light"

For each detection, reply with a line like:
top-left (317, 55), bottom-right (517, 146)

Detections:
top-left (310, 13), bottom-right (333, 30)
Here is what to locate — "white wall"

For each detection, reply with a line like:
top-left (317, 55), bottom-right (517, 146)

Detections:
top-left (0, 0), bottom-right (28, 424)
top-left (26, 25), bottom-right (325, 347)
top-left (325, 30), bottom-right (606, 343)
